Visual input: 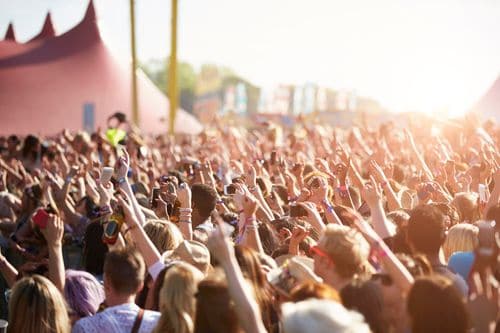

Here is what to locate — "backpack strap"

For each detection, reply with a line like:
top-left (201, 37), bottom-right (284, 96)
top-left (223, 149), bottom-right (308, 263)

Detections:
top-left (131, 308), bottom-right (145, 333)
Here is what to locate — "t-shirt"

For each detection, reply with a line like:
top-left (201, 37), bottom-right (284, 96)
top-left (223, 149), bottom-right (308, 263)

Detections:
top-left (432, 263), bottom-right (469, 297)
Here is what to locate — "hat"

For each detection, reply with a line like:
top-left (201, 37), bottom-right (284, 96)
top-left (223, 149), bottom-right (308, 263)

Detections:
top-left (268, 256), bottom-right (322, 296)
top-left (165, 240), bottom-right (210, 274)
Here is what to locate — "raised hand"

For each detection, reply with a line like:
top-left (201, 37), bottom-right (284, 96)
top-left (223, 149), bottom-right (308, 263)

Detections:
top-left (361, 177), bottom-right (382, 207)
top-left (177, 182), bottom-right (192, 209)
top-left (40, 214), bottom-right (64, 248)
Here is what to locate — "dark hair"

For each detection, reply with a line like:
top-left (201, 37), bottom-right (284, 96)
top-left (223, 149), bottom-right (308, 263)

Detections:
top-left (408, 275), bottom-right (468, 333)
top-left (340, 277), bottom-right (388, 333)
top-left (83, 222), bottom-right (109, 276)
top-left (191, 184), bottom-right (217, 221)
top-left (22, 135), bottom-right (40, 159)
top-left (258, 223), bottom-right (280, 256)
top-left (104, 248), bottom-right (145, 295)
top-left (194, 273), bottom-right (240, 333)
top-left (486, 203), bottom-right (500, 228)
top-left (407, 205), bottom-right (446, 255)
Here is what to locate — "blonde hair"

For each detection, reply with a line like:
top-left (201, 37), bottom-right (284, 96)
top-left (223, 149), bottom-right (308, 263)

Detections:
top-left (319, 225), bottom-right (370, 279)
top-left (452, 192), bottom-right (479, 223)
top-left (443, 223), bottom-right (478, 260)
top-left (154, 263), bottom-right (204, 333)
top-left (8, 275), bottom-right (70, 333)
top-left (144, 219), bottom-right (184, 253)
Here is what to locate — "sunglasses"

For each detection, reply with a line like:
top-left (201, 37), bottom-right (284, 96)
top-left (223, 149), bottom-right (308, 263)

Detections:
top-left (371, 273), bottom-right (393, 286)
top-left (310, 245), bottom-right (334, 264)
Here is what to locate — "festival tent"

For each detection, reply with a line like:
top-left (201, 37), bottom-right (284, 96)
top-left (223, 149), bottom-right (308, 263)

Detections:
top-left (472, 75), bottom-right (500, 121)
top-left (0, 1), bottom-right (203, 135)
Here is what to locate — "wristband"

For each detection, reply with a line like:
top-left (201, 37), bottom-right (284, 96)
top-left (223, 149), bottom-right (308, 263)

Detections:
top-left (179, 219), bottom-right (192, 224)
top-left (245, 216), bottom-right (256, 223)
top-left (288, 196), bottom-right (298, 202)
top-left (321, 200), bottom-right (334, 213)
top-left (380, 181), bottom-right (388, 188)
top-left (179, 208), bottom-right (193, 213)
top-left (65, 176), bottom-right (73, 183)
top-left (117, 177), bottom-right (127, 185)
top-left (216, 200), bottom-right (224, 205)
top-left (245, 224), bottom-right (258, 231)
top-left (247, 186), bottom-right (257, 192)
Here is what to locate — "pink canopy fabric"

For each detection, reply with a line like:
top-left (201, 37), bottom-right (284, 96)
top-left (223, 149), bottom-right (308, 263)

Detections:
top-left (0, 1), bottom-right (202, 135)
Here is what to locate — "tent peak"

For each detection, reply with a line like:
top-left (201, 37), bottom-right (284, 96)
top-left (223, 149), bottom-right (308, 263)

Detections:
top-left (30, 13), bottom-right (55, 41)
top-left (83, 0), bottom-right (97, 23)
top-left (4, 22), bottom-right (16, 41)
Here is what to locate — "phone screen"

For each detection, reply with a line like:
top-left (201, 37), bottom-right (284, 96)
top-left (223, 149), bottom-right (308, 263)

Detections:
top-left (151, 188), bottom-right (161, 208)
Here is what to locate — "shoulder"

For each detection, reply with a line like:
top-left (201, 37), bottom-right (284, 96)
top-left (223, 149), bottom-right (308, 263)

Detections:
top-left (72, 315), bottom-right (99, 333)
top-left (139, 310), bottom-right (161, 332)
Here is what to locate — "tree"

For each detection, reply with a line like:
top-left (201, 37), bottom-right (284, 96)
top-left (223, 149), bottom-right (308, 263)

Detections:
top-left (140, 58), bottom-right (196, 113)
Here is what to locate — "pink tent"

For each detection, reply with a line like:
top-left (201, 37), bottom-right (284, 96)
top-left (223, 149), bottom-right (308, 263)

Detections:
top-left (0, 1), bottom-right (202, 135)
top-left (473, 75), bottom-right (500, 121)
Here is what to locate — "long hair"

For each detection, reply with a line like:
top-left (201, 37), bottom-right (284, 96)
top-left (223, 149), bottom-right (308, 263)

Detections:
top-left (8, 275), bottom-right (70, 333)
top-left (154, 263), bottom-right (204, 333)
top-left (234, 245), bottom-right (276, 332)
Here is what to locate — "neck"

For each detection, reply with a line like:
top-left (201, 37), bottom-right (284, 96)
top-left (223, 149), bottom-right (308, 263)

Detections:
top-left (426, 252), bottom-right (444, 266)
top-left (105, 293), bottom-right (136, 308)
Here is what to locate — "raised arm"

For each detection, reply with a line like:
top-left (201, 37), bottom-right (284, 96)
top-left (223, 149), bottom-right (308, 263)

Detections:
top-left (117, 191), bottom-right (162, 269)
top-left (41, 214), bottom-right (66, 293)
top-left (207, 220), bottom-right (267, 333)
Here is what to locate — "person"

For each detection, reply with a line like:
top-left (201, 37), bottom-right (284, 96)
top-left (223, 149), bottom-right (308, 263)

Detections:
top-left (72, 248), bottom-right (160, 333)
top-left (190, 184), bottom-right (217, 243)
top-left (153, 262), bottom-right (204, 333)
top-left (340, 277), bottom-right (389, 333)
top-left (281, 299), bottom-right (370, 333)
top-left (65, 269), bottom-right (105, 324)
top-left (311, 224), bottom-right (370, 290)
top-left (8, 275), bottom-right (70, 333)
top-left (407, 275), bottom-right (469, 333)
top-left (407, 204), bottom-right (468, 295)
top-left (443, 223), bottom-right (478, 261)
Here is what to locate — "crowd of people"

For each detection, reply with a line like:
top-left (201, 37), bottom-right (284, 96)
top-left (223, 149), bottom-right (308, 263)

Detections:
top-left (0, 112), bottom-right (499, 333)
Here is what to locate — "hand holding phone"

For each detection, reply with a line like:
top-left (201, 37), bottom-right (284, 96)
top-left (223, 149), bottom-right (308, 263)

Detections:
top-left (100, 167), bottom-right (114, 183)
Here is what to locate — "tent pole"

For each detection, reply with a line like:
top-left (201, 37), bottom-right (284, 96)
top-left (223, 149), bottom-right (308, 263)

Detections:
top-left (168, 0), bottom-right (178, 135)
top-left (130, 0), bottom-right (139, 127)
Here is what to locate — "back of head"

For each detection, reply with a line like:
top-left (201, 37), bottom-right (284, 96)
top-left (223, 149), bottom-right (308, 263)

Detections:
top-left (191, 184), bottom-right (217, 221)
top-left (407, 275), bottom-right (468, 333)
top-left (9, 275), bottom-right (70, 333)
top-left (194, 271), bottom-right (240, 333)
top-left (408, 205), bottom-right (446, 255)
top-left (104, 248), bottom-right (145, 296)
top-left (282, 299), bottom-right (370, 333)
top-left (452, 192), bottom-right (479, 223)
top-left (155, 263), bottom-right (204, 333)
top-left (319, 224), bottom-right (370, 279)
top-left (340, 278), bottom-right (387, 333)
top-left (144, 219), bottom-right (183, 253)
top-left (64, 269), bottom-right (105, 319)
top-left (443, 223), bottom-right (478, 260)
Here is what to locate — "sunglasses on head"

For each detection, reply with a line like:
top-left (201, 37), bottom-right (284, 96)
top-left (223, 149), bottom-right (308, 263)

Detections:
top-left (310, 245), bottom-right (334, 264)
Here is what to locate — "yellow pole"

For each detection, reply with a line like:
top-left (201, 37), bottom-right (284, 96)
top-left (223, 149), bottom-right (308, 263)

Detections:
top-left (168, 0), bottom-right (178, 134)
top-left (129, 0), bottom-right (139, 126)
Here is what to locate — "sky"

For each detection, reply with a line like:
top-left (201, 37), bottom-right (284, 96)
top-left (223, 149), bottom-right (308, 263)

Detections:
top-left (1, 0), bottom-right (500, 116)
